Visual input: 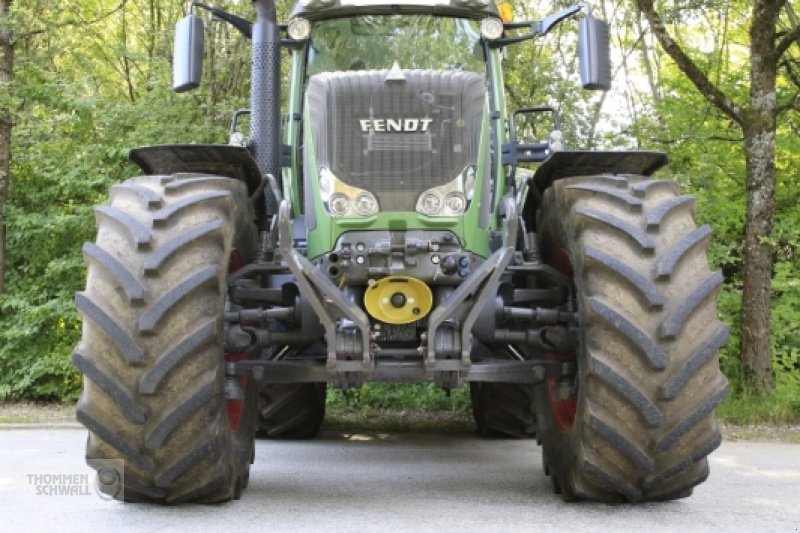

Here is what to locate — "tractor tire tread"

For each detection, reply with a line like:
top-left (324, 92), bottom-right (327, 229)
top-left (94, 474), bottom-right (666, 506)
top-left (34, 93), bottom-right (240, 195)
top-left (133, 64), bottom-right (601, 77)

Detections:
top-left (75, 174), bottom-right (258, 503)
top-left (534, 174), bottom-right (728, 503)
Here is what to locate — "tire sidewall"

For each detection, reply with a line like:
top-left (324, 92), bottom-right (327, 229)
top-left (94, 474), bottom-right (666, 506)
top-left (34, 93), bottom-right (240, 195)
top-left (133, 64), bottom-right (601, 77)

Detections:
top-left (533, 184), bottom-right (587, 500)
top-left (222, 183), bottom-right (260, 496)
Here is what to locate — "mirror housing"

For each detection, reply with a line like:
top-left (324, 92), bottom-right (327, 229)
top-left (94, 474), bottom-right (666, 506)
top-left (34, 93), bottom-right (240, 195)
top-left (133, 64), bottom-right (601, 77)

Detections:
top-left (173, 15), bottom-right (205, 93)
top-left (578, 15), bottom-right (611, 90)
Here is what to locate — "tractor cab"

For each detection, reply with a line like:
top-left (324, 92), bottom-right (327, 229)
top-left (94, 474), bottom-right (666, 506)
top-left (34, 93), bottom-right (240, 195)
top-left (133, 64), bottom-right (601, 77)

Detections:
top-left (285, 3), bottom-right (503, 262)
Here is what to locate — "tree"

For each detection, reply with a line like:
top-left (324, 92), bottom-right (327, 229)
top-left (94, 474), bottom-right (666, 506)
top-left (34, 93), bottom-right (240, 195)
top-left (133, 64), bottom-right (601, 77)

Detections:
top-left (0, 0), bottom-right (251, 400)
top-left (635, 0), bottom-right (800, 395)
top-left (0, 0), bottom-right (12, 293)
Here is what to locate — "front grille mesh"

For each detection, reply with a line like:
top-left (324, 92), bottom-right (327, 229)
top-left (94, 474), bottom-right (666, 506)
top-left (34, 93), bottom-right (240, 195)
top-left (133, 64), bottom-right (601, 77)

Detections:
top-left (366, 133), bottom-right (433, 152)
top-left (306, 70), bottom-right (486, 211)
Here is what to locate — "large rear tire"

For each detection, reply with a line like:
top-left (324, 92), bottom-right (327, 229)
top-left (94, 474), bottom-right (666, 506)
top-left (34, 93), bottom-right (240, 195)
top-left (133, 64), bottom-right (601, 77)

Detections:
top-left (534, 175), bottom-right (729, 502)
top-left (470, 383), bottom-right (537, 438)
top-left (74, 174), bottom-right (259, 503)
top-left (257, 383), bottom-right (327, 439)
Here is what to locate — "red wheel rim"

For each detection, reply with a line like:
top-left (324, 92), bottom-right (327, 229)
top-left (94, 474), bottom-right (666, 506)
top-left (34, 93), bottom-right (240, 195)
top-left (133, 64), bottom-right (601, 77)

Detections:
top-left (545, 377), bottom-right (577, 432)
top-left (545, 246), bottom-right (577, 432)
top-left (228, 248), bottom-right (245, 273)
top-left (225, 248), bottom-right (247, 432)
top-left (549, 247), bottom-right (574, 279)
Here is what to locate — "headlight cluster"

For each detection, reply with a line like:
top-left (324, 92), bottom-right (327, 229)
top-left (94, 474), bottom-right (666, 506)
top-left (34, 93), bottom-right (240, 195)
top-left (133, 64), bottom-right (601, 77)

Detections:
top-left (415, 166), bottom-right (476, 217)
top-left (320, 167), bottom-right (379, 218)
top-left (480, 18), bottom-right (504, 41)
top-left (287, 18), bottom-right (311, 40)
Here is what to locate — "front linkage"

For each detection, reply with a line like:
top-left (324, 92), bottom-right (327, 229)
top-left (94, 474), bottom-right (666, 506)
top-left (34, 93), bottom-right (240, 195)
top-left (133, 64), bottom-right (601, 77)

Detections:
top-left (224, 198), bottom-right (579, 391)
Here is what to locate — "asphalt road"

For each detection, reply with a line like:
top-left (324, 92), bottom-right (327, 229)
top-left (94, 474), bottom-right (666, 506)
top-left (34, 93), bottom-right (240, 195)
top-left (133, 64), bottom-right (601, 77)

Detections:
top-left (1, 428), bottom-right (798, 532)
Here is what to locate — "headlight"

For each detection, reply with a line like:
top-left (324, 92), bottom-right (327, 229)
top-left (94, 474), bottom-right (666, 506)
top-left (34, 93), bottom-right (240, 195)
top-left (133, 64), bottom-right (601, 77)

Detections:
top-left (354, 192), bottom-right (379, 216)
top-left (444, 192), bottom-right (467, 213)
top-left (287, 18), bottom-right (311, 40)
top-left (418, 193), bottom-right (442, 216)
top-left (329, 193), bottom-right (351, 217)
top-left (416, 167), bottom-right (476, 217)
top-left (480, 18), bottom-right (504, 41)
top-left (319, 168), bottom-right (379, 218)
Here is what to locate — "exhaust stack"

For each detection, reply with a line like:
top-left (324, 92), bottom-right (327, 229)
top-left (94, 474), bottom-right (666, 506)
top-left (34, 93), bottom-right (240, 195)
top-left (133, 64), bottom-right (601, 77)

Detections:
top-left (250, 0), bottom-right (282, 204)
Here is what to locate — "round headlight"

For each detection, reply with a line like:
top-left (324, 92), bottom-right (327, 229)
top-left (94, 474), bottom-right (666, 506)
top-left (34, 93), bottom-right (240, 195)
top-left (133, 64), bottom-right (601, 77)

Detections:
top-left (288, 18), bottom-right (311, 40)
top-left (329, 193), bottom-right (350, 217)
top-left (418, 192), bottom-right (442, 215)
top-left (480, 18), bottom-right (504, 41)
top-left (444, 192), bottom-right (467, 214)
top-left (354, 192), bottom-right (378, 216)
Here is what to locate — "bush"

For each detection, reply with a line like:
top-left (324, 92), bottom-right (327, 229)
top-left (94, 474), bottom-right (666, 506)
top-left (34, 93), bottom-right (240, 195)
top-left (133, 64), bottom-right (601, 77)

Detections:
top-left (327, 383), bottom-right (471, 413)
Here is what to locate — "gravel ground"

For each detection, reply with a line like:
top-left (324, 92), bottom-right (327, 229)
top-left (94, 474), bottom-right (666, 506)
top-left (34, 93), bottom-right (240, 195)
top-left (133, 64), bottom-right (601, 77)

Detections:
top-left (1, 402), bottom-right (798, 443)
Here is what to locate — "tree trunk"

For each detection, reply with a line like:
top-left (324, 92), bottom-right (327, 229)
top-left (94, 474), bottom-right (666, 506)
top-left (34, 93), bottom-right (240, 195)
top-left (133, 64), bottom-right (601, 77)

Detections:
top-left (0, 0), bottom-right (13, 294)
top-left (740, 123), bottom-right (776, 394)
top-left (739, 2), bottom-right (782, 395)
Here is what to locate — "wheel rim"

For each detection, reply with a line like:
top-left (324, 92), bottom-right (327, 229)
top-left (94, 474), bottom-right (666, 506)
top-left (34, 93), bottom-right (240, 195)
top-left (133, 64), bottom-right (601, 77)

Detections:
top-left (549, 248), bottom-right (574, 279)
top-left (545, 372), bottom-right (577, 432)
top-left (225, 248), bottom-right (248, 433)
top-left (545, 247), bottom-right (577, 432)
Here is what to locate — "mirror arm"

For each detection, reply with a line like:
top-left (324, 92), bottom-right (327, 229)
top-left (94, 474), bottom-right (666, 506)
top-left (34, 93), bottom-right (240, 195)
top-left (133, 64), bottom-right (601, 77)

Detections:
top-left (494, 2), bottom-right (587, 47)
top-left (493, 23), bottom-right (542, 47)
top-left (540, 4), bottom-right (585, 36)
top-left (191, 1), bottom-right (253, 39)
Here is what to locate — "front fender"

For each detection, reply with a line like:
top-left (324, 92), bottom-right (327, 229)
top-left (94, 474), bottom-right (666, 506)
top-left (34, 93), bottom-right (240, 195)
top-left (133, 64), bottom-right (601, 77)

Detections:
top-left (531, 150), bottom-right (668, 193)
top-left (129, 144), bottom-right (263, 196)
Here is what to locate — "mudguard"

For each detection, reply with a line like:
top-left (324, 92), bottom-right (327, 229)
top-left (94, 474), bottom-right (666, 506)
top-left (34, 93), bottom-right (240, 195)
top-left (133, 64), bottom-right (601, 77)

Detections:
top-left (530, 150), bottom-right (668, 193)
top-left (129, 144), bottom-right (263, 196)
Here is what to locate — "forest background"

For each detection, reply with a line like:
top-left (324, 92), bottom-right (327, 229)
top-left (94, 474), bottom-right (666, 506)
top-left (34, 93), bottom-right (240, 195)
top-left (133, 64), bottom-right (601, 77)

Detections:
top-left (0, 0), bottom-right (797, 423)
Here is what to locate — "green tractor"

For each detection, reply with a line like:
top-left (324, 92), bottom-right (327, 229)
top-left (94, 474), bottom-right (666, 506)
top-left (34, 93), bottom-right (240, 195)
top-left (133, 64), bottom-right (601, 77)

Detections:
top-left (74, 0), bottom-right (729, 503)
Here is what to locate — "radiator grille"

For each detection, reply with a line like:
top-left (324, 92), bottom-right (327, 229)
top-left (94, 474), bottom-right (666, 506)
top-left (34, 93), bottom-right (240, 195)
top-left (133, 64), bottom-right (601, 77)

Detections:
top-left (306, 70), bottom-right (486, 211)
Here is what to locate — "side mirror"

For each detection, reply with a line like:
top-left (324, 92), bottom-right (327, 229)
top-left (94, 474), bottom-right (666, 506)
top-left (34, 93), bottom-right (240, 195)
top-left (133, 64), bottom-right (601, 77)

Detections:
top-left (173, 15), bottom-right (205, 93)
top-left (578, 15), bottom-right (611, 90)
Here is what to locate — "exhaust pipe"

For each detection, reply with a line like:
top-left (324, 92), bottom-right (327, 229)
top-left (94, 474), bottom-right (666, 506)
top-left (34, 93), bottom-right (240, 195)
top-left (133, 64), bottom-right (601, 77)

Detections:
top-left (250, 0), bottom-right (282, 208)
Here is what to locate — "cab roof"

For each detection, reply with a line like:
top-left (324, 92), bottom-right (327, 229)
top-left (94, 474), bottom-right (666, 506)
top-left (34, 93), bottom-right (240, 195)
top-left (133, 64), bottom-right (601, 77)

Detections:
top-left (290, 0), bottom-right (500, 21)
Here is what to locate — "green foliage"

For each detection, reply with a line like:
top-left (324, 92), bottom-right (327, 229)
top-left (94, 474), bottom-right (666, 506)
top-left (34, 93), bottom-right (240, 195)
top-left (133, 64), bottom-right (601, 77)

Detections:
top-left (769, 126), bottom-right (800, 389)
top-left (0, 0), bottom-right (240, 400)
top-left (327, 383), bottom-right (471, 413)
top-left (503, 1), bottom-right (602, 148)
top-left (717, 374), bottom-right (800, 425)
top-left (605, 0), bottom-right (800, 407)
top-left (662, 80), bottom-right (800, 401)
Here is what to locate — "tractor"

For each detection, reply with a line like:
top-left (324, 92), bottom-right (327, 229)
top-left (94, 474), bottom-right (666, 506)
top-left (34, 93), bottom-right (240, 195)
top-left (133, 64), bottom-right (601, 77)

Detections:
top-left (74, 0), bottom-right (729, 503)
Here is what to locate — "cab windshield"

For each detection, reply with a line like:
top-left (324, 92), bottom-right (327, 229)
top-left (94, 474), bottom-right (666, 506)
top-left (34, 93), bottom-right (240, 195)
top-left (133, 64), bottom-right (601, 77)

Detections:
top-left (307, 15), bottom-right (484, 76)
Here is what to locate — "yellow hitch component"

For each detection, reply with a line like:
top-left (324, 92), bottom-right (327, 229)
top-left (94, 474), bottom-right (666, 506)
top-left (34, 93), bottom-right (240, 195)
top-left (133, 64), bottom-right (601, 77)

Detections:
top-left (364, 276), bottom-right (433, 325)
